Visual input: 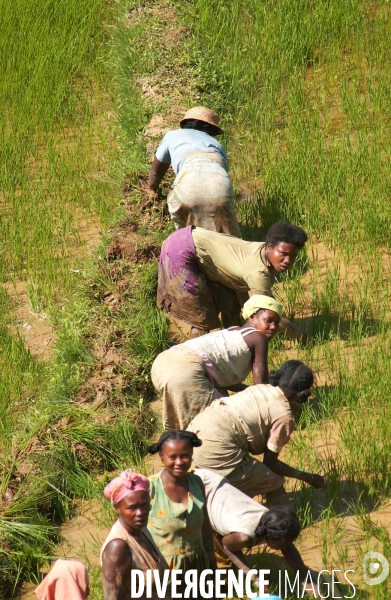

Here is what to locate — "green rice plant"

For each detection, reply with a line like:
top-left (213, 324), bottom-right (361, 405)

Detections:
top-left (182, 0), bottom-right (391, 251)
top-left (2, 0), bottom-right (391, 595)
top-left (0, 0), bottom-right (119, 308)
top-left (0, 515), bottom-right (59, 594)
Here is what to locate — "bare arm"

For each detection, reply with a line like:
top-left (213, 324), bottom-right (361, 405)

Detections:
top-left (148, 157), bottom-right (170, 191)
top-left (225, 546), bottom-right (253, 573)
top-left (242, 331), bottom-right (269, 384)
top-left (102, 539), bottom-right (133, 600)
top-left (282, 543), bottom-right (310, 581)
top-left (282, 545), bottom-right (319, 596)
top-left (221, 531), bottom-right (252, 553)
top-left (279, 316), bottom-right (309, 344)
top-left (221, 532), bottom-right (253, 573)
top-left (263, 448), bottom-right (327, 489)
top-left (223, 534), bottom-right (315, 595)
top-left (194, 475), bottom-right (217, 570)
top-left (222, 533), bottom-right (268, 590)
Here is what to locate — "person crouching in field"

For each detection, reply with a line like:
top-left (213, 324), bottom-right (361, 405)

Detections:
top-left (101, 470), bottom-right (168, 600)
top-left (151, 295), bottom-right (282, 429)
top-left (187, 361), bottom-right (327, 507)
top-left (157, 219), bottom-right (309, 338)
top-left (142, 106), bottom-right (241, 236)
top-left (34, 560), bottom-right (89, 600)
top-left (195, 468), bottom-right (319, 597)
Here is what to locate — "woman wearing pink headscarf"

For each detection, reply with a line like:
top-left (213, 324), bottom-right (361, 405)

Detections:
top-left (101, 469), bottom-right (169, 600)
top-left (34, 560), bottom-right (89, 600)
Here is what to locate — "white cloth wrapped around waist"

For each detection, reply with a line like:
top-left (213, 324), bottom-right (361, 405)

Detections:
top-left (195, 467), bottom-right (268, 538)
top-left (171, 151), bottom-right (234, 204)
top-left (183, 328), bottom-right (255, 387)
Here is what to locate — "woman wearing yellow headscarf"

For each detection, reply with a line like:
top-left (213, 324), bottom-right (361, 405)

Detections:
top-left (151, 295), bottom-right (282, 429)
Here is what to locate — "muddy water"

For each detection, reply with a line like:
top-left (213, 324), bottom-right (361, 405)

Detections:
top-left (19, 426), bottom-right (164, 599)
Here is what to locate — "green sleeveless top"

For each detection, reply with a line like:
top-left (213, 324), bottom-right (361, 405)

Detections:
top-left (147, 471), bottom-right (209, 572)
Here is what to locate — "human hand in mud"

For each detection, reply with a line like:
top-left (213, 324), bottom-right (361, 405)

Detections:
top-left (308, 473), bottom-right (327, 489)
top-left (139, 179), bottom-right (158, 198)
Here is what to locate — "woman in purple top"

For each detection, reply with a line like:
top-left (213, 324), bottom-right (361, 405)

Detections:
top-left (144, 106), bottom-right (241, 236)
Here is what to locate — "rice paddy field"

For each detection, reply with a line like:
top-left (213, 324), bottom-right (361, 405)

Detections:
top-left (1, 0), bottom-right (391, 598)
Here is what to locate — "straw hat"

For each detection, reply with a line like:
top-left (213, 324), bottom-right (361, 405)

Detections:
top-left (180, 106), bottom-right (223, 134)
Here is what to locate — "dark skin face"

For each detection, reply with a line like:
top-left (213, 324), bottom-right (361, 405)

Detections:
top-left (115, 490), bottom-right (150, 534)
top-left (158, 438), bottom-right (217, 570)
top-left (102, 491), bottom-right (156, 600)
top-left (159, 439), bottom-right (193, 506)
top-left (266, 242), bottom-right (300, 272)
top-left (248, 309), bottom-right (281, 340)
top-left (159, 439), bottom-right (193, 480)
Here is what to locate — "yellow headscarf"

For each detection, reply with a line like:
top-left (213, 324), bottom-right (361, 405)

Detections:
top-left (242, 294), bottom-right (282, 320)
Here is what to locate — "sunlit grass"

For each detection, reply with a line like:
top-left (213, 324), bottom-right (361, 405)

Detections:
top-left (2, 0), bottom-right (391, 596)
top-left (175, 0), bottom-right (391, 595)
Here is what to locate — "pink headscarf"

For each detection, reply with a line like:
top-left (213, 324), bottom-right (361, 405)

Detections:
top-left (34, 560), bottom-right (88, 600)
top-left (104, 469), bottom-right (150, 506)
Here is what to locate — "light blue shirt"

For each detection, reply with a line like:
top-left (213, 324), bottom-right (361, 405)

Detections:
top-left (155, 129), bottom-right (228, 174)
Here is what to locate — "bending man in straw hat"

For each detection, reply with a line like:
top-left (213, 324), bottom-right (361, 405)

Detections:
top-left (143, 106), bottom-right (241, 236)
top-left (151, 294), bottom-right (282, 429)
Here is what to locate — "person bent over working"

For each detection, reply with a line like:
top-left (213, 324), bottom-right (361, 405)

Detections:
top-left (157, 219), bottom-right (308, 339)
top-left (142, 106), bottom-right (241, 236)
top-left (195, 468), bottom-right (318, 597)
top-left (34, 560), bottom-right (89, 600)
top-left (151, 295), bottom-right (282, 429)
top-left (187, 361), bottom-right (327, 507)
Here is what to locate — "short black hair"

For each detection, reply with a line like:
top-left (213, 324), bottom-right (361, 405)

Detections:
top-left (142, 430), bottom-right (202, 457)
top-left (180, 118), bottom-right (221, 137)
top-left (269, 360), bottom-right (314, 403)
top-left (265, 220), bottom-right (308, 249)
top-left (255, 507), bottom-right (301, 545)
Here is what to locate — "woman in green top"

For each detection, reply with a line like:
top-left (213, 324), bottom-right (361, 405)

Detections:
top-left (157, 219), bottom-right (308, 339)
top-left (143, 430), bottom-right (216, 587)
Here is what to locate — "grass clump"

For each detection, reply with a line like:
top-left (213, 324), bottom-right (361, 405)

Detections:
top-left (0, 0), bottom-right (171, 594)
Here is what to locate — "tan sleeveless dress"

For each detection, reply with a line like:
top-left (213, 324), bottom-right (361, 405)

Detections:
top-left (101, 520), bottom-right (168, 600)
top-left (183, 326), bottom-right (256, 386)
top-left (151, 327), bottom-right (259, 429)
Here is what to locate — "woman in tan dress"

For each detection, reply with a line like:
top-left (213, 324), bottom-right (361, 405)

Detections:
top-left (187, 360), bottom-right (327, 507)
top-left (195, 468), bottom-right (319, 596)
top-left (101, 470), bottom-right (168, 600)
top-left (152, 294), bottom-right (282, 429)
